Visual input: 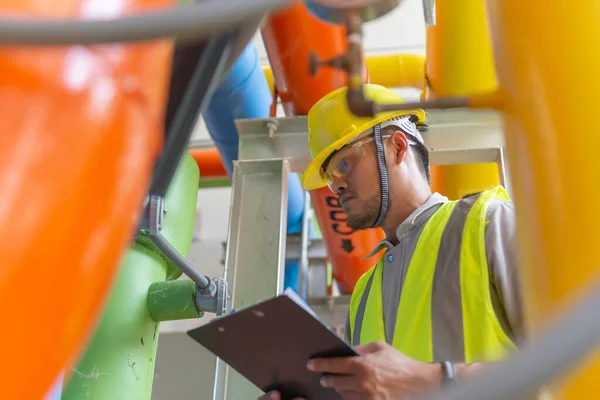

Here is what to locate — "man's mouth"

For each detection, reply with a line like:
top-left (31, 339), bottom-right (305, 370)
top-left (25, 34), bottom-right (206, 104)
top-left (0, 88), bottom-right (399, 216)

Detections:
top-left (339, 195), bottom-right (354, 207)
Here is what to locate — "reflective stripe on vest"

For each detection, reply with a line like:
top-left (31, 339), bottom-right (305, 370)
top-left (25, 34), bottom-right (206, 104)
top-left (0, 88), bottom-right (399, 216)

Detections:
top-left (348, 186), bottom-right (516, 363)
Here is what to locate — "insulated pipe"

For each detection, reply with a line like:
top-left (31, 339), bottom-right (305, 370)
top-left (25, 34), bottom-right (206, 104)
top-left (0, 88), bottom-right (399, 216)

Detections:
top-left (189, 148), bottom-right (227, 178)
top-left (63, 153), bottom-right (199, 399)
top-left (261, 0), bottom-right (384, 294)
top-left (261, 1), bottom-right (360, 115)
top-left (0, 0), bottom-right (175, 398)
top-left (260, 53), bottom-right (426, 95)
top-left (202, 41), bottom-right (305, 233)
top-left (365, 53), bottom-right (425, 91)
top-left (424, 0), bottom-right (500, 200)
top-left (483, 0), bottom-right (600, 397)
top-left (202, 41), bottom-right (307, 293)
top-left (147, 280), bottom-right (204, 321)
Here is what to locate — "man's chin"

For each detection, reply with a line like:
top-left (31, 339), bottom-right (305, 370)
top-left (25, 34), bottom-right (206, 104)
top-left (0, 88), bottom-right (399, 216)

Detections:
top-left (346, 215), bottom-right (372, 230)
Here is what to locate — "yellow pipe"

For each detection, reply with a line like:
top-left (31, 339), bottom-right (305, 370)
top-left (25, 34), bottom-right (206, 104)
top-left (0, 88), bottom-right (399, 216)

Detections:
top-left (486, 0), bottom-right (600, 397)
top-left (425, 0), bottom-right (500, 200)
top-left (261, 53), bottom-right (426, 95)
top-left (365, 54), bottom-right (425, 90)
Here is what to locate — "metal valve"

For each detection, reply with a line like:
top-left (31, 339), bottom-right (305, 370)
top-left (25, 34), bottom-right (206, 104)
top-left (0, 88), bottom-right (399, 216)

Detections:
top-left (308, 51), bottom-right (349, 76)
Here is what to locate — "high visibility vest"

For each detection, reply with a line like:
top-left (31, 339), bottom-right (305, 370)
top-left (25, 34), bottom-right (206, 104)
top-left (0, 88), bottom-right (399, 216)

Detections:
top-left (348, 186), bottom-right (516, 363)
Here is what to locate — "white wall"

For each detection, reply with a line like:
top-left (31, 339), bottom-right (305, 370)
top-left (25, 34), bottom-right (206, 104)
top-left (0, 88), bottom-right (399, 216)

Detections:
top-left (153, 2), bottom-right (427, 398)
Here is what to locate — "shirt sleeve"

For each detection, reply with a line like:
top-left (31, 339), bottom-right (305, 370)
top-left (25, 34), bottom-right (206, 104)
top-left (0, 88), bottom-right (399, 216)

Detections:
top-left (485, 199), bottom-right (526, 343)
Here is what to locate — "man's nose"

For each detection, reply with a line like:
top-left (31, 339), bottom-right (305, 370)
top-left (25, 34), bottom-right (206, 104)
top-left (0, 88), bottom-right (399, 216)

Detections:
top-left (331, 175), bottom-right (347, 195)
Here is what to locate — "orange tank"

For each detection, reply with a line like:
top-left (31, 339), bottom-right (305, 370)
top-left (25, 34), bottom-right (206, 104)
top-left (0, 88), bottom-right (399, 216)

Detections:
top-left (262, 1), bottom-right (380, 294)
top-left (0, 0), bottom-right (174, 398)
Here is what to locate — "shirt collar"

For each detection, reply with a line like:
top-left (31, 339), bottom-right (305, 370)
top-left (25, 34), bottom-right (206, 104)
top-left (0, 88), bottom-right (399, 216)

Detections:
top-left (362, 192), bottom-right (449, 259)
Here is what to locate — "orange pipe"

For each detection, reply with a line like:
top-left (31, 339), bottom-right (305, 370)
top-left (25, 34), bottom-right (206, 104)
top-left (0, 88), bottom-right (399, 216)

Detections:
top-left (189, 148), bottom-right (227, 178)
top-left (261, 0), bottom-right (384, 294)
top-left (0, 0), bottom-right (174, 398)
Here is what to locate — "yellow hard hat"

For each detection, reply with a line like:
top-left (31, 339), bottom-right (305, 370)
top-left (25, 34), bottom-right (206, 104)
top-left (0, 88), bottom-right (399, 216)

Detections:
top-left (301, 84), bottom-right (426, 190)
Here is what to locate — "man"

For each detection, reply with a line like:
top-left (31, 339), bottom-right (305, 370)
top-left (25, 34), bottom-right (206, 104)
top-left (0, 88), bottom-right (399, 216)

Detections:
top-left (259, 84), bottom-right (523, 400)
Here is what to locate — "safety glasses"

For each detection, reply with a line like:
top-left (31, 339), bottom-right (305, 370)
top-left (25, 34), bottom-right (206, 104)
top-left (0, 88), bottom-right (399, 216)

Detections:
top-left (321, 129), bottom-right (420, 190)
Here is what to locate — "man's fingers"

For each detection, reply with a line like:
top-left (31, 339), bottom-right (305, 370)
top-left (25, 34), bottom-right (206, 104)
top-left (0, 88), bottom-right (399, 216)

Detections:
top-left (352, 341), bottom-right (384, 355)
top-left (319, 374), bottom-right (359, 391)
top-left (307, 356), bottom-right (359, 373)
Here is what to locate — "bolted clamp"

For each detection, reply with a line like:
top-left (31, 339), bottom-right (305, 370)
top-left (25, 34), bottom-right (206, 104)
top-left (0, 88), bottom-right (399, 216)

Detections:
top-left (195, 277), bottom-right (229, 316)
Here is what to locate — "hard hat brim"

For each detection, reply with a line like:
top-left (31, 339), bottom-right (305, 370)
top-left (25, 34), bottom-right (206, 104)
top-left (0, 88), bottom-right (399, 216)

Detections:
top-left (302, 131), bottom-right (358, 190)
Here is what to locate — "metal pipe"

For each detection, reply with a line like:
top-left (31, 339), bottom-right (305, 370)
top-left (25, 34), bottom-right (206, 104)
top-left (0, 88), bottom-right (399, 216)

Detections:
top-left (150, 31), bottom-right (235, 197)
top-left (373, 96), bottom-right (470, 113)
top-left (0, 0), bottom-right (293, 45)
top-left (343, 13), bottom-right (375, 118)
top-left (222, 17), bottom-right (265, 79)
top-left (148, 232), bottom-right (211, 289)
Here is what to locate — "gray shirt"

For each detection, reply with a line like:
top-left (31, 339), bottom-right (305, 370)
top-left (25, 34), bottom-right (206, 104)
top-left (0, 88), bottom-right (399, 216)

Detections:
top-left (344, 192), bottom-right (523, 348)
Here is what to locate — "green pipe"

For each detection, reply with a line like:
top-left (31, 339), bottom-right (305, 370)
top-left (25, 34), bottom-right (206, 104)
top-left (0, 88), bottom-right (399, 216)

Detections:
top-left (147, 280), bottom-right (203, 322)
top-left (63, 154), bottom-right (200, 400)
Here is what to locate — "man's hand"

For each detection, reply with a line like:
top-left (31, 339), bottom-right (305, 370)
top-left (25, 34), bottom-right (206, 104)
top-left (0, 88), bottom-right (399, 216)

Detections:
top-left (256, 341), bottom-right (443, 400)
top-left (308, 341), bottom-right (442, 400)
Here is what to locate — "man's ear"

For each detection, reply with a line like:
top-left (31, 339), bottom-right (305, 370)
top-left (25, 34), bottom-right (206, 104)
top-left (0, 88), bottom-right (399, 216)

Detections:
top-left (389, 130), bottom-right (410, 165)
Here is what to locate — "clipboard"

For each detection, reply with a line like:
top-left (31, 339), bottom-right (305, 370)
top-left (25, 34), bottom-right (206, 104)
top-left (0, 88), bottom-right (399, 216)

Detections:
top-left (187, 289), bottom-right (357, 400)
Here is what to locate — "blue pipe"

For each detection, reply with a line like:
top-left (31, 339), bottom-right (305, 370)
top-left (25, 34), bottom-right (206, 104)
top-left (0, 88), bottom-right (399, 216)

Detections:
top-left (203, 42), bottom-right (307, 295)
top-left (45, 372), bottom-right (63, 400)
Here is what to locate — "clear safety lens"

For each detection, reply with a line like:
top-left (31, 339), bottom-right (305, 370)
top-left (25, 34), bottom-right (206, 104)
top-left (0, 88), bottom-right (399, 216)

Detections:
top-left (323, 140), bottom-right (368, 189)
top-left (321, 129), bottom-right (419, 190)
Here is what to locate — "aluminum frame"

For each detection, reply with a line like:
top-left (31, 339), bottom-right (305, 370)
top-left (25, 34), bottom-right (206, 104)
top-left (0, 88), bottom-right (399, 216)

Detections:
top-left (212, 108), bottom-right (508, 399)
